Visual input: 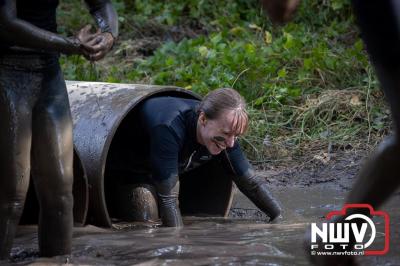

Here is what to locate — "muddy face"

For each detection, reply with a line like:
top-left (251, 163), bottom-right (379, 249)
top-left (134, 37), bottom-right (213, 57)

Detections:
top-left (196, 110), bottom-right (239, 155)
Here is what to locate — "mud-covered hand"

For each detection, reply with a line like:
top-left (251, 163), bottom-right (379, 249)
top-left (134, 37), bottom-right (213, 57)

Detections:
top-left (155, 177), bottom-right (183, 227)
top-left (76, 24), bottom-right (114, 61)
top-left (260, 0), bottom-right (300, 24)
top-left (232, 169), bottom-right (281, 221)
top-left (73, 24), bottom-right (99, 59)
top-left (76, 25), bottom-right (101, 45)
top-left (83, 31), bottom-right (114, 61)
top-left (82, 0), bottom-right (118, 61)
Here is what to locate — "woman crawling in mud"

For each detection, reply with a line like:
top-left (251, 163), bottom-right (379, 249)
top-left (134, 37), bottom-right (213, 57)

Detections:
top-left (113, 88), bottom-right (282, 227)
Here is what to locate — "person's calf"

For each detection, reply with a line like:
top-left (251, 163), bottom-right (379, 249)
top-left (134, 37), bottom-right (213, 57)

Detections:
top-left (38, 193), bottom-right (73, 257)
top-left (0, 200), bottom-right (25, 259)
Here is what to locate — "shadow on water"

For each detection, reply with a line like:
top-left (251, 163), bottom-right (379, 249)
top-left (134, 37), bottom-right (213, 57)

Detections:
top-left (8, 185), bottom-right (400, 266)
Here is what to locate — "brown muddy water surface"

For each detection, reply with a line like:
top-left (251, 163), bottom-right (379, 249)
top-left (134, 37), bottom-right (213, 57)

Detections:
top-left (6, 183), bottom-right (400, 265)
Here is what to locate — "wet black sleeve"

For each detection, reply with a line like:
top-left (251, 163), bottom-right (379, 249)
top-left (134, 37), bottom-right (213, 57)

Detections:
top-left (224, 141), bottom-right (252, 176)
top-left (84, 0), bottom-right (119, 38)
top-left (149, 125), bottom-right (184, 227)
top-left (149, 125), bottom-right (182, 181)
top-left (225, 141), bottom-right (281, 221)
top-left (0, 0), bottom-right (81, 54)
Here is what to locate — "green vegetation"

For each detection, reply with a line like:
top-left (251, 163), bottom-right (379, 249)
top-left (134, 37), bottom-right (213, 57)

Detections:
top-left (58, 0), bottom-right (389, 162)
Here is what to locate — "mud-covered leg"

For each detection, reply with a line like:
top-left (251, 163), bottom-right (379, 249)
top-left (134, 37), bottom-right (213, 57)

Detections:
top-left (346, 0), bottom-right (400, 208)
top-left (0, 75), bottom-right (32, 260)
top-left (31, 64), bottom-right (73, 257)
top-left (127, 184), bottom-right (159, 222)
top-left (306, 2), bottom-right (400, 265)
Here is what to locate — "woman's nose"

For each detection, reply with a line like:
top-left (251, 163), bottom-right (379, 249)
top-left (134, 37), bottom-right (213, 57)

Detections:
top-left (226, 135), bottom-right (235, 148)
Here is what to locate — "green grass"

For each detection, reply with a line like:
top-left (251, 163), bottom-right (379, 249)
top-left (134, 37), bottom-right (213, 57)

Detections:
top-left (58, 0), bottom-right (389, 162)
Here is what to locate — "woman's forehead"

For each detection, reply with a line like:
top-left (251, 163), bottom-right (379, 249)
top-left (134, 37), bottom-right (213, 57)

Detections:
top-left (215, 109), bottom-right (247, 134)
top-left (214, 109), bottom-right (236, 124)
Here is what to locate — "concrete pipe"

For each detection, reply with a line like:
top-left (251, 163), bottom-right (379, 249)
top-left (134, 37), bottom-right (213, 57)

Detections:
top-left (20, 149), bottom-right (89, 226)
top-left (67, 81), bottom-right (235, 227)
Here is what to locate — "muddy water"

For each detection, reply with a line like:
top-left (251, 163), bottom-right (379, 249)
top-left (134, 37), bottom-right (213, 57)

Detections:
top-left (7, 185), bottom-right (400, 266)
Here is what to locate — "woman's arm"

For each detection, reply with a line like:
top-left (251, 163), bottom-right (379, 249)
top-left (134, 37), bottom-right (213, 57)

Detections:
top-left (150, 125), bottom-right (183, 227)
top-left (224, 142), bottom-right (282, 221)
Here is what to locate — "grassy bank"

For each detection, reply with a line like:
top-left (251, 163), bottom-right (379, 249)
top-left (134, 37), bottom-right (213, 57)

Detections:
top-left (58, 0), bottom-right (390, 163)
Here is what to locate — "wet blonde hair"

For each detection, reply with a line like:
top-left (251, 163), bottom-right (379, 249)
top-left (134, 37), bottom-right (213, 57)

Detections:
top-left (197, 88), bottom-right (249, 135)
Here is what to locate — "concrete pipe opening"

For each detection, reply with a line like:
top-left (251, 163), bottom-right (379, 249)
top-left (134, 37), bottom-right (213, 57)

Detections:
top-left (19, 149), bottom-right (89, 226)
top-left (67, 82), bottom-right (234, 227)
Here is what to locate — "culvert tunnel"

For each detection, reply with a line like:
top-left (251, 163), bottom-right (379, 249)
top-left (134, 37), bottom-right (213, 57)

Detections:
top-left (67, 81), bottom-right (235, 227)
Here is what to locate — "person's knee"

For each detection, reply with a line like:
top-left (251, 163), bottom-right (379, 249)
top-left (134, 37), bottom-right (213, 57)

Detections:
top-left (41, 193), bottom-right (73, 217)
top-left (0, 198), bottom-right (25, 218)
top-left (37, 179), bottom-right (73, 213)
top-left (377, 134), bottom-right (400, 154)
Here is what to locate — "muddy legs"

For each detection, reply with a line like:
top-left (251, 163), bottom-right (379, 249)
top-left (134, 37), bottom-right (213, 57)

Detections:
top-left (0, 71), bottom-right (32, 260)
top-left (31, 68), bottom-right (74, 256)
top-left (0, 59), bottom-right (73, 259)
top-left (346, 0), bottom-right (400, 209)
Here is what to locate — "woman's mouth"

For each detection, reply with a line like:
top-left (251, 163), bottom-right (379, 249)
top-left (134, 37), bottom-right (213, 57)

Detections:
top-left (213, 140), bottom-right (226, 150)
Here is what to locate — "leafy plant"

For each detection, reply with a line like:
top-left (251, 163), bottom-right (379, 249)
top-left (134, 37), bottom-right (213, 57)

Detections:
top-left (58, 0), bottom-right (388, 162)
